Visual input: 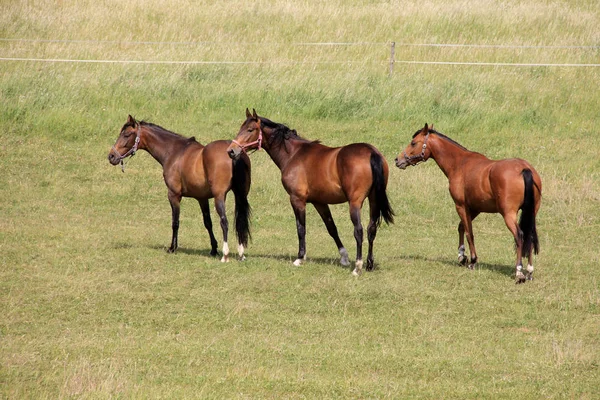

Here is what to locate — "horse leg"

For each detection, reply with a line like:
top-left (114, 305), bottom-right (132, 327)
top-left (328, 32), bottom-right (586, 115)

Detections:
top-left (502, 212), bottom-right (526, 284)
top-left (168, 191), bottom-right (182, 253)
top-left (290, 196), bottom-right (307, 266)
top-left (349, 203), bottom-right (364, 276)
top-left (457, 221), bottom-right (466, 265)
top-left (456, 206), bottom-right (477, 269)
top-left (457, 211), bottom-right (480, 265)
top-left (365, 195), bottom-right (379, 271)
top-left (214, 195), bottom-right (229, 262)
top-left (198, 198), bottom-right (218, 257)
top-left (313, 203), bottom-right (349, 267)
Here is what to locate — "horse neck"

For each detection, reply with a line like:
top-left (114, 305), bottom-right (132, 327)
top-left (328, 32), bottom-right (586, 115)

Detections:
top-left (138, 125), bottom-right (185, 167)
top-left (261, 127), bottom-right (302, 171)
top-left (428, 134), bottom-right (475, 178)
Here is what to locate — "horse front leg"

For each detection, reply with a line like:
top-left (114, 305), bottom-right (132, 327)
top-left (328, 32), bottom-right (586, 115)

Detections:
top-left (168, 191), bottom-right (182, 253)
top-left (349, 203), bottom-right (364, 276)
top-left (455, 206), bottom-right (477, 270)
top-left (457, 221), bottom-right (466, 265)
top-left (198, 198), bottom-right (218, 257)
top-left (214, 195), bottom-right (229, 262)
top-left (290, 196), bottom-right (307, 266)
top-left (313, 203), bottom-right (349, 267)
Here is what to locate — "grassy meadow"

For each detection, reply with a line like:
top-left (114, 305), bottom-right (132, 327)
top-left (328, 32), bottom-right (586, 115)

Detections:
top-left (1, 0), bottom-right (599, 398)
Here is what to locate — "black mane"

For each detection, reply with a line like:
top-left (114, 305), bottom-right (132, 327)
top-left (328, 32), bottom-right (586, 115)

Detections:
top-left (413, 128), bottom-right (468, 151)
top-left (139, 120), bottom-right (197, 143)
top-left (259, 117), bottom-right (318, 150)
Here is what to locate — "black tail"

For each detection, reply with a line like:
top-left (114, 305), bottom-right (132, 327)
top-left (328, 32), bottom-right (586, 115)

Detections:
top-left (370, 152), bottom-right (395, 226)
top-left (231, 156), bottom-right (252, 247)
top-left (519, 169), bottom-right (539, 257)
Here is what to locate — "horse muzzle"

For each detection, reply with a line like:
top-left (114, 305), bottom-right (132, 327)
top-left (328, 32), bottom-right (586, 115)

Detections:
top-left (395, 156), bottom-right (408, 170)
top-left (108, 151), bottom-right (121, 166)
top-left (227, 145), bottom-right (241, 160)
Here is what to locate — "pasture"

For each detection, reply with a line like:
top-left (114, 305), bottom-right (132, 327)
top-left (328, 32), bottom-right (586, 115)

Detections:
top-left (1, 0), bottom-right (599, 398)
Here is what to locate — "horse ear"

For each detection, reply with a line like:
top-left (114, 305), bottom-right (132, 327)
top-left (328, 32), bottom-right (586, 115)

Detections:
top-left (252, 108), bottom-right (258, 119)
top-left (245, 108), bottom-right (251, 119)
top-left (127, 114), bottom-right (135, 124)
top-left (423, 123), bottom-right (429, 132)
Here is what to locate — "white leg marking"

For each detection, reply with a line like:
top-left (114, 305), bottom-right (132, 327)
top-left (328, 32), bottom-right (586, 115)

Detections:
top-left (221, 242), bottom-right (229, 263)
top-left (458, 245), bottom-right (466, 263)
top-left (293, 258), bottom-right (302, 266)
top-left (526, 264), bottom-right (534, 274)
top-left (352, 259), bottom-right (363, 276)
top-left (339, 247), bottom-right (350, 267)
top-left (238, 244), bottom-right (245, 260)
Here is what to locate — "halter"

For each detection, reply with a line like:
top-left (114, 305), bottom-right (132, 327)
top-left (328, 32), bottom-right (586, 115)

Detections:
top-left (231, 126), bottom-right (263, 153)
top-left (403, 130), bottom-right (430, 166)
top-left (111, 125), bottom-right (141, 172)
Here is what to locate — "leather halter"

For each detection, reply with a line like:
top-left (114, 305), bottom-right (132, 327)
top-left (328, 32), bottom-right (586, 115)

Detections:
top-left (232, 126), bottom-right (263, 152)
top-left (403, 130), bottom-right (430, 166)
top-left (111, 125), bottom-right (141, 172)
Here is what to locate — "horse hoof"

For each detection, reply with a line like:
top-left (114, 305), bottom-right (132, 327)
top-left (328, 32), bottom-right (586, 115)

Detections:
top-left (167, 247), bottom-right (176, 254)
top-left (467, 263), bottom-right (476, 270)
top-left (210, 250), bottom-right (218, 257)
top-left (293, 258), bottom-right (302, 266)
top-left (352, 269), bottom-right (360, 276)
top-left (458, 255), bottom-right (467, 265)
top-left (221, 255), bottom-right (229, 263)
top-left (366, 260), bottom-right (374, 271)
top-left (239, 255), bottom-right (247, 261)
top-left (515, 271), bottom-right (526, 284)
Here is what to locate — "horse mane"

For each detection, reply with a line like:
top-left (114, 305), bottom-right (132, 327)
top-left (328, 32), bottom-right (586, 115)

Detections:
top-left (259, 117), bottom-right (320, 150)
top-left (138, 120), bottom-right (197, 143)
top-left (413, 128), bottom-right (468, 151)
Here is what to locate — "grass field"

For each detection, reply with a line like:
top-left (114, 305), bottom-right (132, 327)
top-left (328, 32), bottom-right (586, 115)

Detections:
top-left (1, 0), bottom-right (599, 398)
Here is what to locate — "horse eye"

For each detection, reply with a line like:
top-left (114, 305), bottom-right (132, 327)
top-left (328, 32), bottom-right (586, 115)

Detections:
top-left (247, 128), bottom-right (253, 132)
top-left (410, 141), bottom-right (416, 146)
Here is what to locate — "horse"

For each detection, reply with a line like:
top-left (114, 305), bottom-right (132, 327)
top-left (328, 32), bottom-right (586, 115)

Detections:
top-left (395, 123), bottom-right (542, 283)
top-left (227, 109), bottom-right (394, 275)
top-left (108, 115), bottom-right (251, 262)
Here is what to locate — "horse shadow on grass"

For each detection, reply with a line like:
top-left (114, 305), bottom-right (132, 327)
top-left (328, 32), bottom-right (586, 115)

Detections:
top-left (394, 253), bottom-right (515, 278)
top-left (114, 242), bottom-right (515, 277)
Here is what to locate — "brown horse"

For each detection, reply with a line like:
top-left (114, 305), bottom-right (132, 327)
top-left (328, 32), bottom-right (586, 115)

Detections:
top-left (395, 124), bottom-right (542, 283)
top-left (227, 109), bottom-right (394, 275)
top-left (108, 115), bottom-right (251, 262)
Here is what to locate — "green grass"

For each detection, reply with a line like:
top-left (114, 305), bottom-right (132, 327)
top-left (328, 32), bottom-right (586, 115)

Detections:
top-left (1, 0), bottom-right (600, 398)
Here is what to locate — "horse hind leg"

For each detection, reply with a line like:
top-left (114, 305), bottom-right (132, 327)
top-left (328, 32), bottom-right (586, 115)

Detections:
top-left (503, 212), bottom-right (526, 284)
top-left (313, 203), bottom-right (349, 267)
top-left (349, 203), bottom-right (364, 276)
top-left (199, 199), bottom-right (218, 257)
top-left (365, 195), bottom-right (380, 271)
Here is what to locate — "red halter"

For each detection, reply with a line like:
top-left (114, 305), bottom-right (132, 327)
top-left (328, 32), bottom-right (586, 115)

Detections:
top-left (232, 127), bottom-right (263, 152)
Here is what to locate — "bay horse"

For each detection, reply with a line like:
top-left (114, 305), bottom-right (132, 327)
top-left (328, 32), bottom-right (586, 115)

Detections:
top-left (108, 115), bottom-right (251, 262)
top-left (395, 124), bottom-right (541, 283)
top-left (227, 109), bottom-right (394, 275)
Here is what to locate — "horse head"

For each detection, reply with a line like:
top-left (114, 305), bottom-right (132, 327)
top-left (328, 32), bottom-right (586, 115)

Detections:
top-left (227, 108), bottom-right (263, 159)
top-left (395, 123), bottom-right (432, 169)
top-left (108, 115), bottom-right (141, 169)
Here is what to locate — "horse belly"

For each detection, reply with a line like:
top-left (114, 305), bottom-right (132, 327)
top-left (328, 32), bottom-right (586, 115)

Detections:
top-left (307, 188), bottom-right (346, 204)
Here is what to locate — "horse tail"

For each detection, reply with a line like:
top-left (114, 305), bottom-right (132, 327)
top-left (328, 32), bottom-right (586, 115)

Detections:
top-left (369, 152), bottom-right (395, 226)
top-left (519, 169), bottom-right (539, 257)
top-left (231, 155), bottom-right (252, 247)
